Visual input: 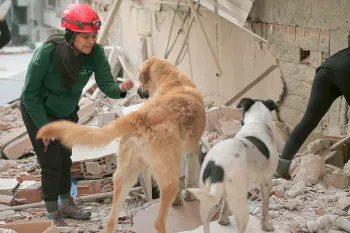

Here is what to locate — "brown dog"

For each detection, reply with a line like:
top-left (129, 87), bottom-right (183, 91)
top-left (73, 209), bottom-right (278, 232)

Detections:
top-left (37, 56), bottom-right (206, 233)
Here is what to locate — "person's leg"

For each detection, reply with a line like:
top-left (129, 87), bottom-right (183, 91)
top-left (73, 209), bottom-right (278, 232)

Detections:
top-left (58, 111), bottom-right (91, 220)
top-left (275, 69), bottom-right (342, 179)
top-left (20, 99), bottom-right (67, 226)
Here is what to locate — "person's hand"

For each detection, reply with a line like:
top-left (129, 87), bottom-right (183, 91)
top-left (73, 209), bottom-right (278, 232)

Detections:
top-left (42, 138), bottom-right (49, 145)
top-left (42, 138), bottom-right (53, 152)
top-left (120, 80), bottom-right (134, 92)
top-left (0, 15), bottom-right (4, 22)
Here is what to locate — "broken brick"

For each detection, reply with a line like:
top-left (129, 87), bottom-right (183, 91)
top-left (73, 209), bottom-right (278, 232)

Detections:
top-left (17, 181), bottom-right (42, 204)
top-left (76, 177), bottom-right (113, 196)
top-left (315, 208), bottom-right (324, 216)
top-left (0, 195), bottom-right (15, 206)
top-left (271, 186), bottom-right (285, 198)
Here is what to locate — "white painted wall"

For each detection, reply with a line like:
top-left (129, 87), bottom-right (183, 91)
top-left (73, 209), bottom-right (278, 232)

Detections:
top-left (92, 0), bottom-right (284, 108)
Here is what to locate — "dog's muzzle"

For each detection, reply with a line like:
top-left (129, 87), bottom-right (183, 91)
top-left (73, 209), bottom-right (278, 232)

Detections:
top-left (137, 87), bottom-right (150, 99)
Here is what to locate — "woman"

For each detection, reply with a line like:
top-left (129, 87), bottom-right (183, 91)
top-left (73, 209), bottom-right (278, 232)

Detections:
top-left (20, 3), bottom-right (134, 226)
top-left (275, 47), bottom-right (350, 180)
top-left (0, 14), bottom-right (11, 49)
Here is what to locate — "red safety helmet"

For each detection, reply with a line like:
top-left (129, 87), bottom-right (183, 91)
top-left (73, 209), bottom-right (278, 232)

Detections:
top-left (61, 3), bottom-right (101, 32)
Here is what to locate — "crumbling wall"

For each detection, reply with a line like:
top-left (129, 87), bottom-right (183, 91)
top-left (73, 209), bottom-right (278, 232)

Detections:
top-left (250, 0), bottom-right (350, 136)
top-left (90, 0), bottom-right (284, 112)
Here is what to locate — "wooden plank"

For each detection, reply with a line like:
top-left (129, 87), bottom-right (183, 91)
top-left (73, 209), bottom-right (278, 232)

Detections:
top-left (224, 64), bottom-right (277, 107)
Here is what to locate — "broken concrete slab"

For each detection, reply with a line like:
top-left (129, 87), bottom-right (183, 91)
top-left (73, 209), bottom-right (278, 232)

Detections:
top-left (130, 201), bottom-right (202, 233)
top-left (177, 215), bottom-right (290, 233)
top-left (0, 180), bottom-right (18, 196)
top-left (205, 107), bottom-right (242, 132)
top-left (1, 134), bottom-right (32, 160)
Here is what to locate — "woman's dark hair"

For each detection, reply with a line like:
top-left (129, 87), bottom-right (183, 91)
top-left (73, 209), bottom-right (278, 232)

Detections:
top-left (44, 29), bottom-right (88, 90)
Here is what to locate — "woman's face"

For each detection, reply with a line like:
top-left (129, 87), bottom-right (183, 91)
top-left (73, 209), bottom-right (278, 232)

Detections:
top-left (73, 32), bottom-right (97, 54)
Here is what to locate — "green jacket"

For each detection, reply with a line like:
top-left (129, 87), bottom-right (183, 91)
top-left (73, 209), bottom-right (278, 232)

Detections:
top-left (22, 42), bottom-right (126, 129)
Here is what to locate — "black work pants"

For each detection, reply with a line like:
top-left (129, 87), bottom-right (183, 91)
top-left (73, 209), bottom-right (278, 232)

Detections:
top-left (20, 97), bottom-right (79, 201)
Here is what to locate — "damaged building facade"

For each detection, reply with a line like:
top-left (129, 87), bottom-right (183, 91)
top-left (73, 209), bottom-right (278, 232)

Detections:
top-left (87, 0), bottom-right (350, 138)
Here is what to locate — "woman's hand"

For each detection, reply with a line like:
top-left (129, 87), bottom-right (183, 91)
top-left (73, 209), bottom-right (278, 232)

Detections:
top-left (119, 80), bottom-right (134, 92)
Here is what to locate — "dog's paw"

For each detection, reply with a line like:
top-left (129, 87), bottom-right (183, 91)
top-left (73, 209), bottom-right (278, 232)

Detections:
top-left (218, 217), bottom-right (230, 226)
top-left (261, 220), bottom-right (274, 232)
top-left (182, 190), bottom-right (197, 201)
top-left (172, 194), bottom-right (183, 206)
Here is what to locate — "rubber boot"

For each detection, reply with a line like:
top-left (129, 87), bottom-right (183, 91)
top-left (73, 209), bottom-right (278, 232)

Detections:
top-left (273, 158), bottom-right (292, 180)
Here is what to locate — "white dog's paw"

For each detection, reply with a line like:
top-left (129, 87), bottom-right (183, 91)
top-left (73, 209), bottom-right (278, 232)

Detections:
top-left (182, 189), bottom-right (197, 201)
top-left (261, 220), bottom-right (274, 232)
top-left (218, 217), bottom-right (230, 226)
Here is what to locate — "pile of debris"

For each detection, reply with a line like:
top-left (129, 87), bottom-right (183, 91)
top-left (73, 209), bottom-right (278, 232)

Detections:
top-left (199, 106), bottom-right (350, 233)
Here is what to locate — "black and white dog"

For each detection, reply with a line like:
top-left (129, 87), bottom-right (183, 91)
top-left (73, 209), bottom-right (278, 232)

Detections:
top-left (188, 98), bottom-right (279, 233)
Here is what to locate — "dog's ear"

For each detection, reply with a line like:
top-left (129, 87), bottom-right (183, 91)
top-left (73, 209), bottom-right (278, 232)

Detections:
top-left (237, 98), bottom-right (255, 112)
top-left (262, 99), bottom-right (279, 112)
top-left (139, 70), bottom-right (150, 84)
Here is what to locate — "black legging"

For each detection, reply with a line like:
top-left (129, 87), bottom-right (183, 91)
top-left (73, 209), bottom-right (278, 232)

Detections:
top-left (281, 68), bottom-right (350, 160)
top-left (20, 96), bottom-right (79, 201)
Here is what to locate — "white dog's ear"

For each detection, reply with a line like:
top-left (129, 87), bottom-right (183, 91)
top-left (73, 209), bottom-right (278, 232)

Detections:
top-left (237, 98), bottom-right (255, 112)
top-left (262, 99), bottom-right (279, 112)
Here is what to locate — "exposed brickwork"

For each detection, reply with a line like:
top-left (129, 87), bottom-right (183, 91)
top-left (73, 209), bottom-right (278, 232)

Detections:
top-left (252, 15), bottom-right (348, 135)
top-left (250, 0), bottom-right (350, 136)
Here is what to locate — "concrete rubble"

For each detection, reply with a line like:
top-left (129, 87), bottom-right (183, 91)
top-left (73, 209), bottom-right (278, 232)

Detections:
top-left (2, 100), bottom-right (350, 232)
top-left (198, 107), bottom-right (350, 233)
top-left (0, 98), bottom-right (350, 232)
top-left (0, 94), bottom-right (149, 232)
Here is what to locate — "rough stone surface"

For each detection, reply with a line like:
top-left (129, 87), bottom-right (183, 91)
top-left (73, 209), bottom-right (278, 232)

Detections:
top-left (322, 169), bottom-right (349, 189)
top-left (293, 154), bottom-right (326, 186)
top-left (306, 139), bottom-right (332, 155)
top-left (343, 160), bottom-right (350, 176)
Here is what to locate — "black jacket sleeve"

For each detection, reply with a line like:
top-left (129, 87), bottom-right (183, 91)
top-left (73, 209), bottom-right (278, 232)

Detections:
top-left (0, 20), bottom-right (11, 49)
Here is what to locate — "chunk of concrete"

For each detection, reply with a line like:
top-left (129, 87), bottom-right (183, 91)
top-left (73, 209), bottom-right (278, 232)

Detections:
top-left (322, 169), bottom-right (349, 189)
top-left (306, 139), bottom-right (331, 155)
top-left (293, 154), bottom-right (326, 186)
top-left (286, 181), bottom-right (307, 198)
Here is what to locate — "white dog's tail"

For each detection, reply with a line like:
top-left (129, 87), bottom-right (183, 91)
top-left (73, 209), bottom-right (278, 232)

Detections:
top-left (188, 183), bottom-right (224, 207)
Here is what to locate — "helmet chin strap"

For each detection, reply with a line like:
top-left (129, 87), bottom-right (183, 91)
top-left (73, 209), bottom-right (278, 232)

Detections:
top-left (68, 32), bottom-right (82, 57)
top-left (68, 32), bottom-right (78, 44)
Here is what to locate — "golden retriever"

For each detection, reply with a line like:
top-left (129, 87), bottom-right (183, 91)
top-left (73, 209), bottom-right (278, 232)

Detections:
top-left (37, 56), bottom-right (206, 233)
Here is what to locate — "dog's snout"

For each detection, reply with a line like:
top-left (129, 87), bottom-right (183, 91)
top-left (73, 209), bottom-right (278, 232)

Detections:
top-left (137, 87), bottom-right (150, 99)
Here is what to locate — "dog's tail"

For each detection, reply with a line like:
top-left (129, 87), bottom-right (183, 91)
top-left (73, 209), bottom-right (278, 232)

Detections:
top-left (188, 183), bottom-right (224, 207)
top-left (37, 111), bottom-right (140, 148)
